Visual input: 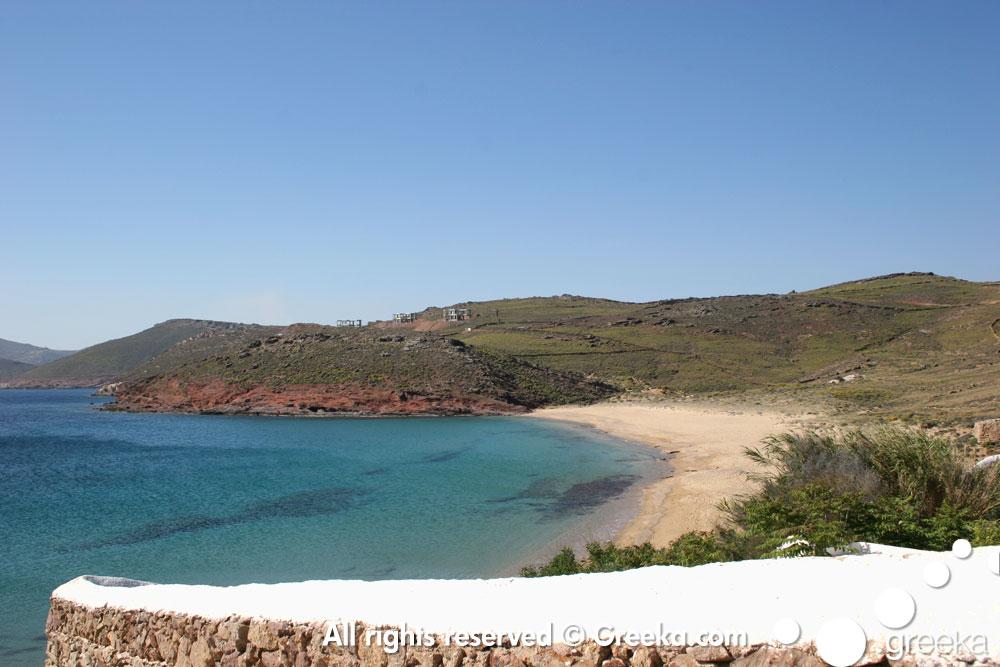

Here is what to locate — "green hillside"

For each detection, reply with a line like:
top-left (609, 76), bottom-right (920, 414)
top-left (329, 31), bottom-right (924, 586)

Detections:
top-left (0, 338), bottom-right (74, 365)
top-left (383, 273), bottom-right (999, 423)
top-left (0, 358), bottom-right (35, 383)
top-left (14, 273), bottom-right (998, 423)
top-left (12, 319), bottom-right (272, 387)
top-left (119, 322), bottom-right (283, 381)
top-left (805, 272), bottom-right (997, 306)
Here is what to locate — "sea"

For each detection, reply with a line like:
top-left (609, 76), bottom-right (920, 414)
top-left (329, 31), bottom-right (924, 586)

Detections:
top-left (0, 388), bottom-right (662, 666)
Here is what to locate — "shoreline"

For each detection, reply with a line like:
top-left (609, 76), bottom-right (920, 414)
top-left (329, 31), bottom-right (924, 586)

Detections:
top-left (508, 419), bottom-right (672, 574)
top-left (528, 400), bottom-right (812, 548)
top-left (12, 387), bottom-right (804, 563)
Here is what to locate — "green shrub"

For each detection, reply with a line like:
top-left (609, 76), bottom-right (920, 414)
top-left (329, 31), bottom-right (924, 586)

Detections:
top-left (521, 548), bottom-right (582, 577)
top-left (660, 531), bottom-right (741, 565)
top-left (522, 426), bottom-right (1000, 577)
top-left (971, 520), bottom-right (1000, 546)
top-left (748, 428), bottom-right (1000, 520)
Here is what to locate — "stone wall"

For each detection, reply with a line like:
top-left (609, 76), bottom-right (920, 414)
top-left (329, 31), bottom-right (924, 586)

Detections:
top-left (46, 598), bottom-right (842, 667)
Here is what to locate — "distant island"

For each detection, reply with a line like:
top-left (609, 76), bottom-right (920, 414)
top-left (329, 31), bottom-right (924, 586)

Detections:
top-left (3, 272), bottom-right (998, 423)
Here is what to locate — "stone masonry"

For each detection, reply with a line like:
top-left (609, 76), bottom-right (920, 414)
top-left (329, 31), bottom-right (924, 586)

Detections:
top-left (44, 598), bottom-right (996, 667)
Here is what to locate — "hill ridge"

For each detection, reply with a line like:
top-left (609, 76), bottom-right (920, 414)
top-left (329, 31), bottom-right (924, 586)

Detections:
top-left (7, 272), bottom-right (998, 423)
top-left (0, 338), bottom-right (75, 366)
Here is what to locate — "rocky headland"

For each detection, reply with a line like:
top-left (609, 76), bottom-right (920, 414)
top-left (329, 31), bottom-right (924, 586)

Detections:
top-left (106, 328), bottom-right (614, 417)
top-left (109, 378), bottom-right (535, 416)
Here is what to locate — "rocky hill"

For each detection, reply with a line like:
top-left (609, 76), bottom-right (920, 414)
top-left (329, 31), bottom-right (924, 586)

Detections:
top-left (111, 326), bottom-right (614, 416)
top-left (0, 337), bottom-right (74, 366)
top-left (0, 358), bottom-right (35, 383)
top-left (11, 319), bottom-right (274, 387)
top-left (12, 272), bottom-right (998, 422)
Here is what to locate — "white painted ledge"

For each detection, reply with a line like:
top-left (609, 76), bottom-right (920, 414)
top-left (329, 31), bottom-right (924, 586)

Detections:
top-left (52, 544), bottom-right (1000, 659)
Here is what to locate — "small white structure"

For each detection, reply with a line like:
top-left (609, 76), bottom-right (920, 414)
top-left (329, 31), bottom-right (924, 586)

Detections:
top-left (444, 307), bottom-right (471, 322)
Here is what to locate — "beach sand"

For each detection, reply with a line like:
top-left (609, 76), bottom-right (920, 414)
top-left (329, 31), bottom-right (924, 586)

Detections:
top-left (530, 401), bottom-right (810, 547)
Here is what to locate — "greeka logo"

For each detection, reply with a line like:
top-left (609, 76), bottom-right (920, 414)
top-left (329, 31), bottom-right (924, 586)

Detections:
top-left (771, 540), bottom-right (999, 666)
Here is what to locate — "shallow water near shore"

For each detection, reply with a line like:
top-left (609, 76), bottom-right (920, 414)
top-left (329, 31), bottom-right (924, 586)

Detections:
top-left (0, 389), bottom-right (661, 665)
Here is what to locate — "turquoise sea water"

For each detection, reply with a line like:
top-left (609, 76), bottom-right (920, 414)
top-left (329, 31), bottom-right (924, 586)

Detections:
top-left (0, 389), bottom-right (661, 665)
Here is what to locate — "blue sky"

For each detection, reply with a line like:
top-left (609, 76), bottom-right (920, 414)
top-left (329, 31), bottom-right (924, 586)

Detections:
top-left (2, 2), bottom-right (998, 349)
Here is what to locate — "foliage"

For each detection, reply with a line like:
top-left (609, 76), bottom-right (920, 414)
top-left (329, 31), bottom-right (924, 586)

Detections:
top-left (522, 426), bottom-right (1000, 576)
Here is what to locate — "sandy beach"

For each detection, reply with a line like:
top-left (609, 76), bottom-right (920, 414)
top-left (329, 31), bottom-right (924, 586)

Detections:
top-left (530, 401), bottom-right (810, 547)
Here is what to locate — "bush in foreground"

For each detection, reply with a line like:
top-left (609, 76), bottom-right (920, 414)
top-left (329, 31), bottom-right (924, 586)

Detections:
top-left (521, 427), bottom-right (1000, 577)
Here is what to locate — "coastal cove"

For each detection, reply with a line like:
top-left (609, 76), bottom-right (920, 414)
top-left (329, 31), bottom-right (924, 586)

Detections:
top-left (0, 389), bottom-right (662, 666)
top-left (530, 403), bottom-right (804, 547)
